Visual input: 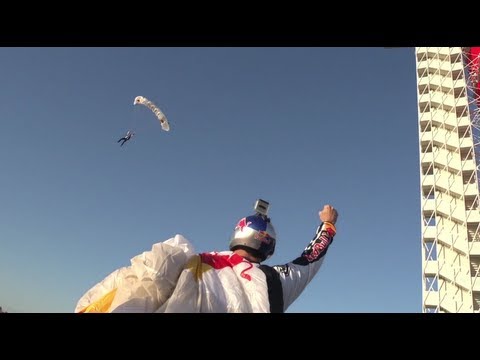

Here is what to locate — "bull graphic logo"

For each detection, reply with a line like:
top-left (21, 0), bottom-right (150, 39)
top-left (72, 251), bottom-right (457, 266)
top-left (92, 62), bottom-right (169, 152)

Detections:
top-left (235, 217), bottom-right (252, 232)
top-left (255, 230), bottom-right (271, 244)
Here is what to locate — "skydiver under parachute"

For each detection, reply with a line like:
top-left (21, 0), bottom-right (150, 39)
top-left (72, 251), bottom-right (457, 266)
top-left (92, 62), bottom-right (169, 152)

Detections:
top-left (117, 130), bottom-right (134, 146)
top-left (116, 96), bottom-right (170, 147)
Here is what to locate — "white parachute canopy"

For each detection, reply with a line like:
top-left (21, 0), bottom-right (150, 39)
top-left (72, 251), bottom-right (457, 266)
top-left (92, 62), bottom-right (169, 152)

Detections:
top-left (134, 96), bottom-right (170, 132)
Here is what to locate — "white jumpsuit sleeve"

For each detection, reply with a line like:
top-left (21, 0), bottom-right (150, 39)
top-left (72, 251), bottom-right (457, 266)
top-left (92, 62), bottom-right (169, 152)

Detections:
top-left (272, 222), bottom-right (336, 311)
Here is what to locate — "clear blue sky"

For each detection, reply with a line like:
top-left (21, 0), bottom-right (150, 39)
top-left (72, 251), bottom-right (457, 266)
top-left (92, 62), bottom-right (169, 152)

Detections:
top-left (0, 47), bottom-right (420, 313)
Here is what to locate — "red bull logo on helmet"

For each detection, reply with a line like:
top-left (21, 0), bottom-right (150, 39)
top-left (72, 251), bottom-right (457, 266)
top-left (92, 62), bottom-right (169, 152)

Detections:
top-left (235, 217), bottom-right (252, 232)
top-left (255, 230), bottom-right (272, 244)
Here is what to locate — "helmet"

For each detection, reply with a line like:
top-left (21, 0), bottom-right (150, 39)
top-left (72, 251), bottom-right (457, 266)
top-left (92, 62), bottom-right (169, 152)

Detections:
top-left (229, 214), bottom-right (277, 261)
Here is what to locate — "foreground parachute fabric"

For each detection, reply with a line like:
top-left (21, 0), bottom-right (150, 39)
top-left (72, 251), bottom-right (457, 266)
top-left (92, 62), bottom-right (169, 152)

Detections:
top-left (134, 96), bottom-right (170, 132)
top-left (75, 235), bottom-right (194, 313)
top-left (74, 234), bottom-right (271, 313)
top-left (157, 252), bottom-right (270, 312)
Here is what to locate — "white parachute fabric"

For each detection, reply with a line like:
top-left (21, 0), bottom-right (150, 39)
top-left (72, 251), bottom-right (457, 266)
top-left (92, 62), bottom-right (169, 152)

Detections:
top-left (75, 236), bottom-right (272, 313)
top-left (155, 252), bottom-right (271, 313)
top-left (74, 266), bottom-right (129, 313)
top-left (75, 234), bottom-right (195, 313)
top-left (134, 96), bottom-right (170, 132)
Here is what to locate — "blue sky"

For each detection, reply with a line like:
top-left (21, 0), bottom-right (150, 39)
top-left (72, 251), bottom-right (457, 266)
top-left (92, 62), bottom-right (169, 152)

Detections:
top-left (0, 47), bottom-right (420, 313)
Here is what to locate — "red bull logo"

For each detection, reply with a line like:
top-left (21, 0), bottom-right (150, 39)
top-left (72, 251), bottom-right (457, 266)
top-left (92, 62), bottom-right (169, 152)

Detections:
top-left (304, 235), bottom-right (330, 262)
top-left (255, 230), bottom-right (272, 244)
top-left (235, 217), bottom-right (252, 232)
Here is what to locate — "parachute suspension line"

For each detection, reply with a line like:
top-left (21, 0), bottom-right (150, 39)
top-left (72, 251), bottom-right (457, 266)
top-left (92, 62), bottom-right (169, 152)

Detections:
top-left (128, 103), bottom-right (138, 134)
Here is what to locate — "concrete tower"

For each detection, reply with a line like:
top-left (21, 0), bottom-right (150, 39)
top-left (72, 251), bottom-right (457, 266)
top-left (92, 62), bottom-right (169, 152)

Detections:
top-left (416, 47), bottom-right (480, 312)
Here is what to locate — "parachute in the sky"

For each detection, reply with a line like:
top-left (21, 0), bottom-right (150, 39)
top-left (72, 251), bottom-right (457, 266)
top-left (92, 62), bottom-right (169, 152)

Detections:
top-left (134, 96), bottom-right (170, 132)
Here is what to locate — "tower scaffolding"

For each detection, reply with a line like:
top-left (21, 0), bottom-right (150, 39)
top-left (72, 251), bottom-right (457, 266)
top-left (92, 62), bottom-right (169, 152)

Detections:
top-left (416, 47), bottom-right (480, 313)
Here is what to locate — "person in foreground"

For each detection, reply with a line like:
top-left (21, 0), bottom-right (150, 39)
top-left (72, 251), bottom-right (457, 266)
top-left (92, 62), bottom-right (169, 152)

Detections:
top-left (75, 199), bottom-right (338, 313)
